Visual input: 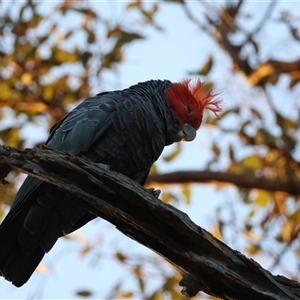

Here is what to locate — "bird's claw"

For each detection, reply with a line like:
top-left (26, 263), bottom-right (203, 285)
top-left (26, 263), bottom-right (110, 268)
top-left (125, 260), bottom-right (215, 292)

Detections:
top-left (148, 188), bottom-right (161, 198)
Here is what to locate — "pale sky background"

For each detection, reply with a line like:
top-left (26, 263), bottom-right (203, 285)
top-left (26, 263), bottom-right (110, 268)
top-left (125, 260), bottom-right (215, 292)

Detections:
top-left (0, 1), bottom-right (299, 299)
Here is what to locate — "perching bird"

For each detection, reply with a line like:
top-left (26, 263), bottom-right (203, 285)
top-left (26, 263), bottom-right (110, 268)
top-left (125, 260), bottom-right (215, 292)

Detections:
top-left (0, 79), bottom-right (221, 287)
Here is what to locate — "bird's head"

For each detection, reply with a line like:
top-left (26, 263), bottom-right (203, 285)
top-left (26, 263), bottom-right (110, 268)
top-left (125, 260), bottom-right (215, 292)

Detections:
top-left (165, 79), bottom-right (222, 142)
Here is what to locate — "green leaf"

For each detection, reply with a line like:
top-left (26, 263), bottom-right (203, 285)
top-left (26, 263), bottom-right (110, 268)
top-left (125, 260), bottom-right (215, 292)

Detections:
top-left (240, 154), bottom-right (263, 172)
top-left (101, 46), bottom-right (123, 69)
top-left (228, 154), bottom-right (263, 175)
top-left (116, 31), bottom-right (144, 48)
top-left (73, 8), bottom-right (97, 18)
top-left (254, 129), bottom-right (276, 147)
top-left (212, 143), bottom-right (221, 156)
top-left (189, 55), bottom-right (213, 76)
top-left (245, 223), bottom-right (252, 231)
top-left (164, 0), bottom-right (185, 4)
top-left (228, 144), bottom-right (235, 161)
top-left (250, 107), bottom-right (262, 119)
top-left (163, 143), bottom-right (181, 162)
top-left (199, 55), bottom-right (214, 75)
top-left (220, 107), bottom-right (240, 118)
top-left (141, 9), bottom-right (155, 23)
top-left (290, 77), bottom-right (300, 89)
top-left (76, 290), bottom-right (93, 297)
top-left (84, 28), bottom-right (96, 44)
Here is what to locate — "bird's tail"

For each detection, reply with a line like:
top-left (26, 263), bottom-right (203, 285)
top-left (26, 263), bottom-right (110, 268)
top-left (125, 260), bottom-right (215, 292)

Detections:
top-left (0, 206), bottom-right (45, 287)
top-left (0, 181), bottom-right (96, 287)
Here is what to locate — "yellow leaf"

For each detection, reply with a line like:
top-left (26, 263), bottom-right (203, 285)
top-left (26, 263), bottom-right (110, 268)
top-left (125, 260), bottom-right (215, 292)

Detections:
top-left (291, 209), bottom-right (300, 224)
top-left (42, 86), bottom-right (54, 101)
top-left (245, 244), bottom-right (259, 255)
top-left (247, 63), bottom-right (275, 86)
top-left (107, 26), bottom-right (123, 38)
top-left (0, 127), bottom-right (20, 148)
top-left (133, 266), bottom-right (144, 292)
top-left (16, 102), bottom-right (48, 115)
top-left (211, 225), bottom-right (223, 241)
top-left (36, 263), bottom-right (50, 274)
top-left (55, 48), bottom-right (77, 63)
top-left (255, 191), bottom-right (271, 207)
top-left (21, 72), bottom-right (32, 86)
top-left (0, 82), bottom-right (11, 99)
top-left (149, 163), bottom-right (158, 174)
top-left (126, 1), bottom-right (141, 9)
top-left (243, 229), bottom-right (260, 243)
top-left (0, 208), bottom-right (4, 221)
top-left (63, 94), bottom-right (76, 104)
top-left (212, 143), bottom-right (221, 156)
top-left (73, 230), bottom-right (88, 244)
top-left (80, 244), bottom-right (92, 258)
top-left (120, 291), bottom-right (133, 298)
top-left (161, 192), bottom-right (178, 204)
top-left (150, 291), bottom-right (163, 300)
top-left (228, 154), bottom-right (263, 174)
top-left (182, 184), bottom-right (191, 205)
top-left (282, 220), bottom-right (295, 243)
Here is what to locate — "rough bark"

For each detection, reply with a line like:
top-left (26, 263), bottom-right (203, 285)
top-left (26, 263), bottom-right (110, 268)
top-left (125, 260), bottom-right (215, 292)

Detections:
top-left (147, 171), bottom-right (300, 196)
top-left (0, 145), bottom-right (299, 300)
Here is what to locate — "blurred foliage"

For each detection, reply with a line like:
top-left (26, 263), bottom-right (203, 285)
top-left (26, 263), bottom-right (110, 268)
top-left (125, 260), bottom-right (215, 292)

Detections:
top-left (128, 0), bottom-right (300, 298)
top-left (162, 0), bottom-right (300, 290)
top-left (1, 0), bottom-right (300, 299)
top-left (0, 0), bottom-right (148, 206)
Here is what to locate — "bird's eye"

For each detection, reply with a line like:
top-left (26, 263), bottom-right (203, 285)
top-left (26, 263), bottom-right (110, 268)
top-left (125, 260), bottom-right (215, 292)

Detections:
top-left (186, 106), bottom-right (192, 117)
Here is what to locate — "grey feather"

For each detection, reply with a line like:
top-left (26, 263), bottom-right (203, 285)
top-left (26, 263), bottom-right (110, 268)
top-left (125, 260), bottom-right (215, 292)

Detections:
top-left (0, 80), bottom-right (182, 287)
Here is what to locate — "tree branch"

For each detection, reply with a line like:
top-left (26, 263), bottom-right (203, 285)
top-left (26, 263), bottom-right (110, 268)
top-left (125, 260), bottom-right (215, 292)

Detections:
top-left (147, 171), bottom-right (300, 196)
top-left (0, 145), bottom-right (299, 299)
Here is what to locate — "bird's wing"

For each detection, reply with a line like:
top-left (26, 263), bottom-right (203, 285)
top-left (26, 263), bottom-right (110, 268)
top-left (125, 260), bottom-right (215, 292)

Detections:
top-left (47, 92), bottom-right (118, 153)
top-left (10, 92), bottom-right (121, 211)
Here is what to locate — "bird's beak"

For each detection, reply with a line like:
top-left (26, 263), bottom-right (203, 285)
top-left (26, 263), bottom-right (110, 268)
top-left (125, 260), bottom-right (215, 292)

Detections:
top-left (183, 123), bottom-right (197, 141)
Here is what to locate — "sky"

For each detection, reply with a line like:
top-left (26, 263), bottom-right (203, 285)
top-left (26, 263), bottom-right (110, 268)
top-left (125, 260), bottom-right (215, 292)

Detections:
top-left (0, 1), bottom-right (299, 299)
top-left (0, 3), bottom-right (223, 298)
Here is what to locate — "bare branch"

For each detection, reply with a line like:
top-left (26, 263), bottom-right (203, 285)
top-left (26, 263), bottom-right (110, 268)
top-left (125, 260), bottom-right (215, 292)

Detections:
top-left (247, 0), bottom-right (278, 38)
top-left (147, 170), bottom-right (300, 196)
top-left (0, 145), bottom-right (299, 299)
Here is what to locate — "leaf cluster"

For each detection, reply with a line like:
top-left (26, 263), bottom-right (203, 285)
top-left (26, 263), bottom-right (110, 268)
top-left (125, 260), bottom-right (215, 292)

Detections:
top-left (1, 1), bottom-right (300, 299)
top-left (155, 0), bottom-right (300, 282)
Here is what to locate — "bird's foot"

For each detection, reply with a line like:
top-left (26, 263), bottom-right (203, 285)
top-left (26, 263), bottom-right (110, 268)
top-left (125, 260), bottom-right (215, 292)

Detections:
top-left (148, 188), bottom-right (161, 198)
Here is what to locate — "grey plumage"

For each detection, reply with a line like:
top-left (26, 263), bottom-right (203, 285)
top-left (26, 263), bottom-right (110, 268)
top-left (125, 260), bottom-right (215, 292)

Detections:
top-left (0, 80), bottom-right (185, 287)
